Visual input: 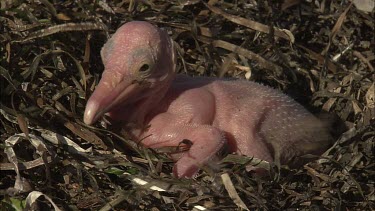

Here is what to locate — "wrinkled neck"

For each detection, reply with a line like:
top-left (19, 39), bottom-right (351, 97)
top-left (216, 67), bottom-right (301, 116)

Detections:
top-left (131, 74), bottom-right (175, 125)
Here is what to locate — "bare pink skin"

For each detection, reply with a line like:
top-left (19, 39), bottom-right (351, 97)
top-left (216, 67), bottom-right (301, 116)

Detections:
top-left (84, 21), bottom-right (332, 178)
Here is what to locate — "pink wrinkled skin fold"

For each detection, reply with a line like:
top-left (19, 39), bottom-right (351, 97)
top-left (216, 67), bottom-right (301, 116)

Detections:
top-left (84, 21), bottom-right (333, 178)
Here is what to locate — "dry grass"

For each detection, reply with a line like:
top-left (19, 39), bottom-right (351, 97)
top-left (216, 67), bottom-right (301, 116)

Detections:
top-left (0, 0), bottom-right (374, 210)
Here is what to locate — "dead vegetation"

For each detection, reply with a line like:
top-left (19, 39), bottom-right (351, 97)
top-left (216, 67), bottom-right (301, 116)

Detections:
top-left (0, 0), bottom-right (374, 210)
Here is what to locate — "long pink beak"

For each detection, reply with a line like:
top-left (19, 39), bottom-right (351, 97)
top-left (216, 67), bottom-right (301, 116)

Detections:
top-left (84, 77), bottom-right (142, 125)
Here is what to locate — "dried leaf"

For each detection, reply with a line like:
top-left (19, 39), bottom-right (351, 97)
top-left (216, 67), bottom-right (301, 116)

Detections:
top-left (365, 83), bottom-right (375, 108)
top-left (39, 0), bottom-right (57, 16)
top-left (322, 3), bottom-right (352, 55)
top-left (299, 45), bottom-right (338, 73)
top-left (352, 101), bottom-right (362, 114)
top-left (56, 13), bottom-right (71, 21)
top-left (23, 51), bottom-right (46, 81)
top-left (14, 22), bottom-right (107, 43)
top-left (353, 0), bottom-right (375, 12)
top-left (52, 86), bottom-right (74, 101)
top-left (221, 173), bottom-right (249, 210)
top-left (16, 114), bottom-right (29, 138)
top-left (204, 2), bottom-right (295, 42)
top-left (38, 129), bottom-right (93, 154)
top-left (281, 0), bottom-right (301, 10)
top-left (212, 40), bottom-right (282, 73)
top-left (3, 133), bottom-right (53, 193)
top-left (353, 50), bottom-right (374, 72)
top-left (0, 65), bottom-right (17, 91)
top-left (98, 0), bottom-right (115, 14)
top-left (25, 191), bottom-right (62, 211)
top-left (64, 121), bottom-right (107, 150)
top-left (322, 98), bottom-right (337, 111)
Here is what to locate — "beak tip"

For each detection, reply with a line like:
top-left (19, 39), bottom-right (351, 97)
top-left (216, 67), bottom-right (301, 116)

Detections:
top-left (84, 101), bottom-right (99, 125)
top-left (83, 111), bottom-right (94, 125)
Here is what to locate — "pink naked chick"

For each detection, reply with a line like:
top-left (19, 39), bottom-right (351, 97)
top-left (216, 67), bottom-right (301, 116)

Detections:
top-left (84, 21), bottom-right (332, 178)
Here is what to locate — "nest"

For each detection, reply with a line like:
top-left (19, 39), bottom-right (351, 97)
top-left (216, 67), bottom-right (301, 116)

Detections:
top-left (0, 1), bottom-right (374, 210)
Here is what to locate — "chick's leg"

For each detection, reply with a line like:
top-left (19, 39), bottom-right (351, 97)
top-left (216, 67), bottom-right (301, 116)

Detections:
top-left (139, 115), bottom-right (226, 178)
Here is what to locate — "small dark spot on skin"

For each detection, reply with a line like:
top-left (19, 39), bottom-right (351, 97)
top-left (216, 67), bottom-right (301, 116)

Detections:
top-left (174, 139), bottom-right (193, 152)
top-left (181, 139), bottom-right (193, 146)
